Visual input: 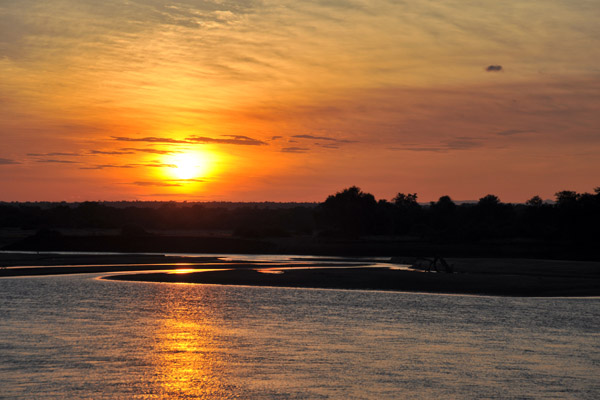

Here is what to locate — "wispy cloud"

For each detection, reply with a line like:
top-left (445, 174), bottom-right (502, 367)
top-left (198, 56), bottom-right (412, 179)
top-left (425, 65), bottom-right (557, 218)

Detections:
top-left (79, 164), bottom-right (135, 170)
top-left (130, 181), bottom-right (182, 187)
top-left (27, 152), bottom-right (81, 157)
top-left (89, 148), bottom-right (180, 155)
top-left (121, 147), bottom-right (180, 154)
top-left (88, 150), bottom-right (135, 155)
top-left (495, 129), bottom-right (535, 136)
top-left (393, 137), bottom-right (483, 152)
top-left (281, 147), bottom-right (310, 153)
top-left (36, 159), bottom-right (80, 164)
top-left (0, 157), bottom-right (20, 165)
top-left (80, 162), bottom-right (177, 170)
top-left (131, 162), bottom-right (177, 168)
top-left (316, 143), bottom-right (340, 149)
top-left (126, 178), bottom-right (205, 187)
top-left (136, 192), bottom-right (209, 198)
top-left (186, 135), bottom-right (267, 146)
top-left (170, 178), bottom-right (205, 183)
top-left (112, 135), bottom-right (267, 146)
top-left (292, 134), bottom-right (357, 144)
top-left (112, 136), bottom-right (188, 144)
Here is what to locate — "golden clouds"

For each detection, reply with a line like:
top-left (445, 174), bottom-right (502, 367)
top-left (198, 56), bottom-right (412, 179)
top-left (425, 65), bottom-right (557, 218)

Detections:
top-left (1, 1), bottom-right (599, 201)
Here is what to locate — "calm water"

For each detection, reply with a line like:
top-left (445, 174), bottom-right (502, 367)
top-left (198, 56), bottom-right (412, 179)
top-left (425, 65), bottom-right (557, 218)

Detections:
top-left (0, 273), bottom-right (599, 399)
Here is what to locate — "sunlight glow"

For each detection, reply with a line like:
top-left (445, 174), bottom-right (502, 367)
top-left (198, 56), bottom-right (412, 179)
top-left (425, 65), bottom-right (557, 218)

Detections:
top-left (158, 149), bottom-right (222, 186)
top-left (171, 268), bottom-right (196, 274)
top-left (171, 153), bottom-right (208, 180)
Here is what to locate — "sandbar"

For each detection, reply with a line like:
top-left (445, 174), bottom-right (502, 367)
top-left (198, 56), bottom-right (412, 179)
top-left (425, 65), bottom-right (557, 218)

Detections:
top-left (2, 252), bottom-right (599, 297)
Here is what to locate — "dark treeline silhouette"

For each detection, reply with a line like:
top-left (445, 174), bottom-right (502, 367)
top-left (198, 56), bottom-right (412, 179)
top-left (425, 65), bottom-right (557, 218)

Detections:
top-left (0, 201), bottom-right (316, 237)
top-left (316, 186), bottom-right (600, 243)
top-left (1, 186), bottom-right (599, 257)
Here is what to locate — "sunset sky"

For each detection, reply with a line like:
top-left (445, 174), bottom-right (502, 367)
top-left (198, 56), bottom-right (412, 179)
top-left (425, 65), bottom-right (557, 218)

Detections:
top-left (1, 0), bottom-right (598, 202)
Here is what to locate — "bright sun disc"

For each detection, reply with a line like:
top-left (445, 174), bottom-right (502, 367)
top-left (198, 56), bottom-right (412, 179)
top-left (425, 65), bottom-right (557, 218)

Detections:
top-left (172, 153), bottom-right (207, 180)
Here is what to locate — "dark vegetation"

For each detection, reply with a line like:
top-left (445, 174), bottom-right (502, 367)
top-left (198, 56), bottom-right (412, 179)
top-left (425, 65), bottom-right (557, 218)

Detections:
top-left (1, 186), bottom-right (599, 258)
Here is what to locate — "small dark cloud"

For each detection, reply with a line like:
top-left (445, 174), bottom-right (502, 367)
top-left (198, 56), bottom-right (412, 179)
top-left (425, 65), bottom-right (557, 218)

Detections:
top-left (112, 136), bottom-right (188, 144)
top-left (89, 150), bottom-right (135, 155)
top-left (28, 152), bottom-right (81, 157)
top-left (495, 129), bottom-right (534, 136)
top-left (0, 157), bottom-right (20, 165)
top-left (186, 135), bottom-right (267, 146)
top-left (486, 65), bottom-right (503, 72)
top-left (281, 147), bottom-right (310, 153)
top-left (271, 136), bottom-right (282, 140)
top-left (292, 134), bottom-right (356, 143)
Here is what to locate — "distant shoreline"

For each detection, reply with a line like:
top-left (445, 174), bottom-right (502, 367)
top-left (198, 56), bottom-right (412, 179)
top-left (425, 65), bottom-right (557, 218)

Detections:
top-left (104, 267), bottom-right (600, 297)
top-left (1, 252), bottom-right (599, 297)
top-left (4, 233), bottom-right (599, 261)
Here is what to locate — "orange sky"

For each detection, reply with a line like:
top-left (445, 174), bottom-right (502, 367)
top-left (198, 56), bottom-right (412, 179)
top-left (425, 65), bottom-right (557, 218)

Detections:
top-left (1, 0), bottom-right (599, 202)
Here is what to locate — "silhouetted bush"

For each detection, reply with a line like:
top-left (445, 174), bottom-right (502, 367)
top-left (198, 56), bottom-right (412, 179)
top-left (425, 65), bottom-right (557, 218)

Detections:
top-left (315, 186), bottom-right (380, 237)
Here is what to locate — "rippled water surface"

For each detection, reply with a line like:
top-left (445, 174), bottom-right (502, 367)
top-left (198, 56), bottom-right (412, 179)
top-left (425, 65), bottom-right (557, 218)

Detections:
top-left (1, 274), bottom-right (598, 399)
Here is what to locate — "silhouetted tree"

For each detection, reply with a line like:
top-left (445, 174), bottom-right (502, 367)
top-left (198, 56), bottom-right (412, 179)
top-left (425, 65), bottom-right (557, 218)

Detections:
top-left (526, 195), bottom-right (544, 207)
top-left (477, 194), bottom-right (501, 208)
top-left (316, 186), bottom-right (379, 236)
top-left (522, 195), bottom-right (554, 238)
top-left (393, 193), bottom-right (419, 208)
top-left (555, 191), bottom-right (580, 208)
top-left (431, 196), bottom-right (456, 213)
top-left (472, 194), bottom-right (516, 239)
top-left (391, 193), bottom-right (421, 234)
top-left (427, 196), bottom-right (458, 239)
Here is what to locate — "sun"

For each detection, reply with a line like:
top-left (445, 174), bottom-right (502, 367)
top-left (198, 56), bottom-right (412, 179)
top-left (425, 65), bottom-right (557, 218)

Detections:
top-left (157, 149), bottom-right (219, 184)
top-left (170, 152), bottom-right (208, 180)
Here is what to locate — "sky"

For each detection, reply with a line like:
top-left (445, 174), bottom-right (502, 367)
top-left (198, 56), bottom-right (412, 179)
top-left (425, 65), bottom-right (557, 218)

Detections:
top-left (1, 0), bottom-right (599, 202)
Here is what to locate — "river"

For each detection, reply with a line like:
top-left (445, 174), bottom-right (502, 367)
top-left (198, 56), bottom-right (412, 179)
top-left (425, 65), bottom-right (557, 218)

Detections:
top-left (1, 271), bottom-right (598, 399)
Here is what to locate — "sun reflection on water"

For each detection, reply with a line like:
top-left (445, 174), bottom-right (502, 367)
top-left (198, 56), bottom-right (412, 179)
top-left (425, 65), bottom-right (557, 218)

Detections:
top-left (170, 268), bottom-right (197, 274)
top-left (150, 294), bottom-right (232, 398)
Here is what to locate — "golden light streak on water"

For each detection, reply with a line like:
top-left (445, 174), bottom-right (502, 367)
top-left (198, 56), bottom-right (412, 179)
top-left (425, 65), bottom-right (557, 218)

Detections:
top-left (170, 268), bottom-right (198, 274)
top-left (150, 297), bottom-right (229, 398)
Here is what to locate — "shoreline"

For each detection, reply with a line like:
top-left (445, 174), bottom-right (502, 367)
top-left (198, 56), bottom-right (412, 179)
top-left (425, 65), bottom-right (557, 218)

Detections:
top-left (103, 267), bottom-right (600, 297)
top-left (2, 252), bottom-right (599, 297)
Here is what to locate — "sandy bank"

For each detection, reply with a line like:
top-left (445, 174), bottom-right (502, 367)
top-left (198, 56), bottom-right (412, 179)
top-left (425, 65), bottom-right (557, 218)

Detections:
top-left (2, 252), bottom-right (599, 297)
top-left (106, 265), bottom-right (600, 297)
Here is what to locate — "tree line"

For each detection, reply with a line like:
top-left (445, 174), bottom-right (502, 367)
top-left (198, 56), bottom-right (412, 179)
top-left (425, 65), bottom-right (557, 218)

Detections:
top-left (0, 186), bottom-right (599, 245)
top-left (316, 186), bottom-right (600, 245)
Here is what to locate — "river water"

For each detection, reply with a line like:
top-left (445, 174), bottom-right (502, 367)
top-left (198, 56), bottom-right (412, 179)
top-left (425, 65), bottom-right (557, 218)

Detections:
top-left (0, 272), bottom-right (598, 399)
